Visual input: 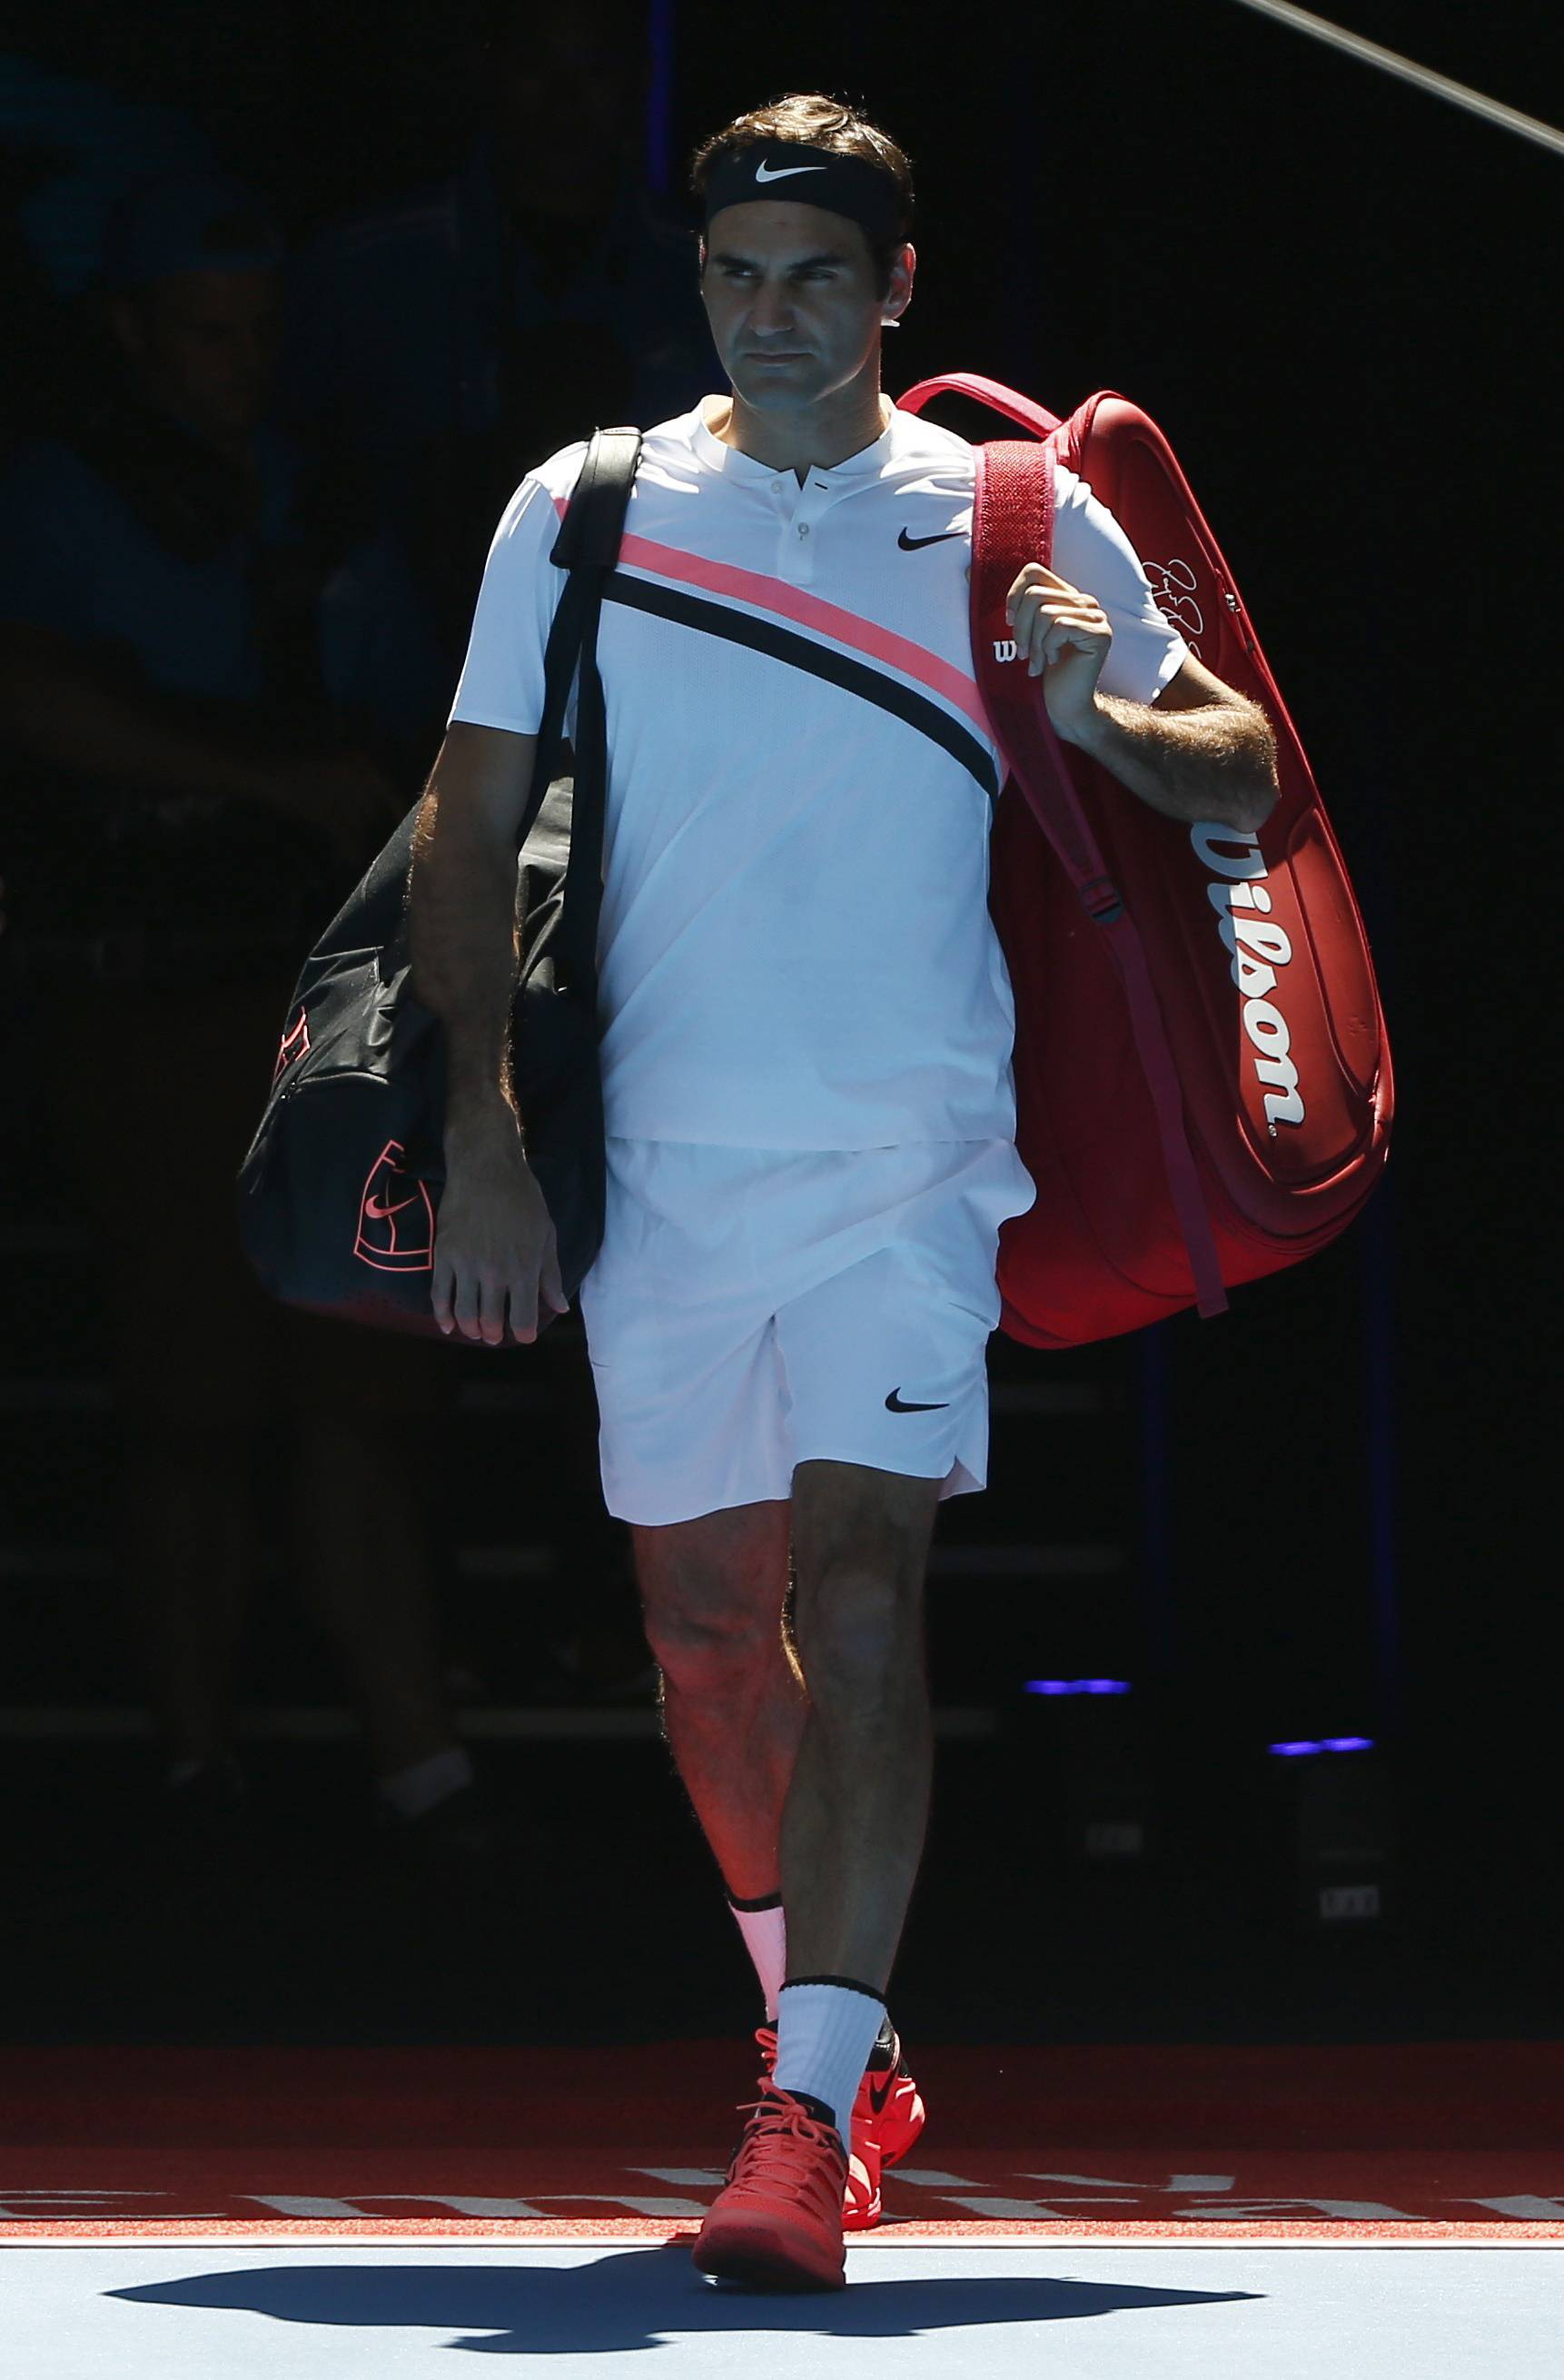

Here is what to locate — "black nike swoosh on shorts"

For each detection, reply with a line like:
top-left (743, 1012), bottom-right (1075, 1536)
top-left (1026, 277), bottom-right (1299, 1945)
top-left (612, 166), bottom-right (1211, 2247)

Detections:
top-left (897, 527), bottom-right (963, 550)
top-left (886, 1390), bottom-right (950, 1412)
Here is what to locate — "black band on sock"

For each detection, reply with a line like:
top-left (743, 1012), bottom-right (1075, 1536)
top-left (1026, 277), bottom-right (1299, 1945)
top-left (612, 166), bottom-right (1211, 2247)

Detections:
top-left (777, 2087), bottom-right (841, 2139)
top-left (727, 1889), bottom-right (785, 1913)
top-left (780, 1973), bottom-right (886, 2005)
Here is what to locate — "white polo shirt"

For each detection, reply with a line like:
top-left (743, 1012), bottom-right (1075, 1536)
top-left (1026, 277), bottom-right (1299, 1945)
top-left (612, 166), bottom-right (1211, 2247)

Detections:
top-left (448, 394), bottom-right (1189, 1150)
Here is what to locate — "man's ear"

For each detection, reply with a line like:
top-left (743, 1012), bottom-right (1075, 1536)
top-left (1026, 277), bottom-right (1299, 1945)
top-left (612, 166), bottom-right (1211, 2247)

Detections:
top-left (883, 241), bottom-right (916, 327)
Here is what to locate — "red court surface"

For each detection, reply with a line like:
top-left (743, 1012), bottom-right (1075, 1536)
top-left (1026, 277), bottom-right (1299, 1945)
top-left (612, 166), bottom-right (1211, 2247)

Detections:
top-left (5, 2038), bottom-right (1560, 2246)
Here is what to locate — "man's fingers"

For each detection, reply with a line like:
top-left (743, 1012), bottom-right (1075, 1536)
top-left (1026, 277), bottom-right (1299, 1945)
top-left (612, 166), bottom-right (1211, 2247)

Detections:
top-left (1006, 560), bottom-right (1070, 604)
top-left (478, 1272), bottom-right (518, 1346)
top-left (432, 1261), bottom-right (453, 1334)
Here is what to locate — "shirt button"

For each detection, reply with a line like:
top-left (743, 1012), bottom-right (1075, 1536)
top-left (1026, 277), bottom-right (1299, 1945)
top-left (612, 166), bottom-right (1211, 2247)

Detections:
top-left (797, 522), bottom-right (810, 538)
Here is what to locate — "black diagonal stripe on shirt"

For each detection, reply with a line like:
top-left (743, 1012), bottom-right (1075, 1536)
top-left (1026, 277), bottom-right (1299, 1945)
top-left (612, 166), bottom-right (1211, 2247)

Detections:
top-left (602, 570), bottom-right (999, 800)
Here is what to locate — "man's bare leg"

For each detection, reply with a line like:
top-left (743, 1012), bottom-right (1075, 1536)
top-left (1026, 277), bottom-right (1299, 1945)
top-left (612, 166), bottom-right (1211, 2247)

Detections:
top-left (630, 1497), bottom-right (807, 1900)
top-left (779, 1459), bottom-right (943, 1993)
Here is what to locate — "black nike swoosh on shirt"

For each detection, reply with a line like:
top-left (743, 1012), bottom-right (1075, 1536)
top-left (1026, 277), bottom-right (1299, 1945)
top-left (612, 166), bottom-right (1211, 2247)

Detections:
top-left (602, 571), bottom-right (999, 799)
top-left (886, 1390), bottom-right (949, 1412)
top-left (897, 528), bottom-right (962, 550)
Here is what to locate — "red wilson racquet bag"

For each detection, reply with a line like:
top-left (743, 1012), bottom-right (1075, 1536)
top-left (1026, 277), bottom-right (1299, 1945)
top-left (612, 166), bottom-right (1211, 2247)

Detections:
top-left (897, 372), bottom-right (1394, 1349)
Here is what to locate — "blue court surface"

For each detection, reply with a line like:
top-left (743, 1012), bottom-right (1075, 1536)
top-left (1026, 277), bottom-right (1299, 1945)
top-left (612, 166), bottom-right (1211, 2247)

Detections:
top-left (7, 2239), bottom-right (1560, 2376)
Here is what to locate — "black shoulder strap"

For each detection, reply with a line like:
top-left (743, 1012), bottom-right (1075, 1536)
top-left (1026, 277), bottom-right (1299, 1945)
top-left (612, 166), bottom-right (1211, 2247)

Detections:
top-left (550, 425), bottom-right (641, 570)
top-left (520, 425), bottom-right (641, 857)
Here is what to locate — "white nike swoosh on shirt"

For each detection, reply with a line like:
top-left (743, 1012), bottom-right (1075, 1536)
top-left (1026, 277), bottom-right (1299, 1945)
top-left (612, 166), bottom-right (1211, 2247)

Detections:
top-left (754, 161), bottom-right (827, 182)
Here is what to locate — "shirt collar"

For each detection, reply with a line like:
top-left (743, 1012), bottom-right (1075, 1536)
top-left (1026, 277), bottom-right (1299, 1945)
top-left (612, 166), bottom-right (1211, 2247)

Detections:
top-left (691, 394), bottom-right (903, 482)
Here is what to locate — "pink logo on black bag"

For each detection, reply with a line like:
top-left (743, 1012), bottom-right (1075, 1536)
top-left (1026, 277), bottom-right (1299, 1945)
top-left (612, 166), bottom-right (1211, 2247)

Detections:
top-left (272, 1007), bottom-right (311, 1087)
top-left (355, 1139), bottom-right (435, 1272)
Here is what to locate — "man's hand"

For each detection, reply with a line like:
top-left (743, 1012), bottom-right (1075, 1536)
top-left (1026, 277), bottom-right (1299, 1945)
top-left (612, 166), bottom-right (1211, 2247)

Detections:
top-left (1005, 562), bottom-right (1113, 739)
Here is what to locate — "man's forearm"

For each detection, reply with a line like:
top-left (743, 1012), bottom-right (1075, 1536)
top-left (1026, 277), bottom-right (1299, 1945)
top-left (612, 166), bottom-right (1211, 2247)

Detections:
top-left (1059, 691), bottom-right (1279, 832)
top-left (407, 792), bottom-right (522, 1141)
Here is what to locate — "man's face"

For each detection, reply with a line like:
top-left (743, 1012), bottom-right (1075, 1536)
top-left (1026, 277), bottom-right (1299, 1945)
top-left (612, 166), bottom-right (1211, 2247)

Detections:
top-left (699, 202), bottom-right (911, 415)
top-left (110, 267), bottom-right (281, 441)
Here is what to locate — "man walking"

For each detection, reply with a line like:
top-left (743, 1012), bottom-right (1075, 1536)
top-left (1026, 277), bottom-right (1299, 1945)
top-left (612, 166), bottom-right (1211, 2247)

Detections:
top-left (408, 93), bottom-right (1276, 2290)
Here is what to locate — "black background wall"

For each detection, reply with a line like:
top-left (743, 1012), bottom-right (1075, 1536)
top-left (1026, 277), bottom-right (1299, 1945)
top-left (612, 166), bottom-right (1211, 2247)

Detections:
top-left (0, 1), bottom-right (1558, 2042)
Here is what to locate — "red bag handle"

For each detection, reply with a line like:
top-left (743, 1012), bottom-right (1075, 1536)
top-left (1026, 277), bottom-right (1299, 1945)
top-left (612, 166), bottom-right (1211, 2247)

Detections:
top-left (896, 372), bottom-right (1063, 441)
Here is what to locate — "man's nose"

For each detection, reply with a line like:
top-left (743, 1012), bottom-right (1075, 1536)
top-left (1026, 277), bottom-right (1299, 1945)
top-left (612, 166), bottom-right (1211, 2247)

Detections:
top-left (747, 280), bottom-right (798, 335)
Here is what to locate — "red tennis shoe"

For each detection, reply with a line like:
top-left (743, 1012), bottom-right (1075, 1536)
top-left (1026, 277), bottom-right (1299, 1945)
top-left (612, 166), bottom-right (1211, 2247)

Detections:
top-left (755, 2017), bottom-right (927, 2229)
top-left (690, 2078), bottom-right (848, 2290)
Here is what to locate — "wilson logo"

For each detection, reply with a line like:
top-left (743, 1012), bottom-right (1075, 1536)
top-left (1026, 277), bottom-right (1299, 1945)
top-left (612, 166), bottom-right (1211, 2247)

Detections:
top-left (1192, 822), bottom-right (1304, 1136)
top-left (992, 639), bottom-right (1020, 662)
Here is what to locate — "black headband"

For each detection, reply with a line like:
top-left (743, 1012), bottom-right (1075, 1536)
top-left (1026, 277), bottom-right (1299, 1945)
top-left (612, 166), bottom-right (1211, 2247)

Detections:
top-left (701, 144), bottom-right (906, 246)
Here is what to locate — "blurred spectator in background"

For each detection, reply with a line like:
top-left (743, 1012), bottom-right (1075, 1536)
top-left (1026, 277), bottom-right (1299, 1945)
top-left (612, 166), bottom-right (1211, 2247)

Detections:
top-left (0, 46), bottom-right (216, 450)
top-left (284, 0), bottom-right (712, 769)
top-left (0, 166), bottom-right (494, 1868)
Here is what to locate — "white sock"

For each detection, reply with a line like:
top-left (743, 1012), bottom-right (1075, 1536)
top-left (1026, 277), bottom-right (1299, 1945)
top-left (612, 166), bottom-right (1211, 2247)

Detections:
top-left (772, 1978), bottom-right (886, 2146)
top-left (377, 1745), bottom-right (475, 1820)
top-left (728, 1894), bottom-right (787, 2022)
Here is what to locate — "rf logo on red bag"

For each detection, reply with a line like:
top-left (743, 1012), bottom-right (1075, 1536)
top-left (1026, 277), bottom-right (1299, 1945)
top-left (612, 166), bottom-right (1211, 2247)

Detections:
top-left (272, 1007), bottom-right (311, 1088)
top-left (1143, 554), bottom-right (1206, 648)
top-left (355, 1139), bottom-right (436, 1272)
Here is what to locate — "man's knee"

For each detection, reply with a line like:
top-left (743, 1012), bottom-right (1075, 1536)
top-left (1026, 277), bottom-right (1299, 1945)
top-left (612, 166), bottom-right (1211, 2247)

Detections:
top-left (790, 1566), bottom-right (926, 1713)
top-left (788, 1460), bottom-right (937, 1710)
top-left (630, 1499), bottom-right (791, 1696)
top-left (642, 1603), bottom-right (787, 1699)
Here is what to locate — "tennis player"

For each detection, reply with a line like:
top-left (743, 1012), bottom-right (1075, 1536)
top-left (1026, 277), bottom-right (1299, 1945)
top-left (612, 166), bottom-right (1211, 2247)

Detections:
top-left (410, 91), bottom-right (1277, 2290)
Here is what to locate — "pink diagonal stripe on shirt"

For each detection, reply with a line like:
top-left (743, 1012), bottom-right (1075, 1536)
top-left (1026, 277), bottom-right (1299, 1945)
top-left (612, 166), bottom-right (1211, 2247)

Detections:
top-left (549, 495), bottom-right (991, 739)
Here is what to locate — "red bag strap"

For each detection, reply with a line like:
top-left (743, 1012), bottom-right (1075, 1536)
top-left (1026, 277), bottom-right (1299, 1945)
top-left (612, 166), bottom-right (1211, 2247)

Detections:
top-left (897, 372), bottom-right (1063, 441)
top-left (968, 431), bottom-right (1230, 1322)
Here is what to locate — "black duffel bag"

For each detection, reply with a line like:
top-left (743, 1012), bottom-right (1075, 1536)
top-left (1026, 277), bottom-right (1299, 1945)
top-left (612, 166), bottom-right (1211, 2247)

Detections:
top-left (234, 425), bottom-right (641, 1339)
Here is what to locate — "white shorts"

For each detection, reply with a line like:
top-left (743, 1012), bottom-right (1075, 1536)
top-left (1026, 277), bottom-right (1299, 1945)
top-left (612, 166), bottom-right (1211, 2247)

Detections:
top-left (577, 1135), bottom-right (1038, 1526)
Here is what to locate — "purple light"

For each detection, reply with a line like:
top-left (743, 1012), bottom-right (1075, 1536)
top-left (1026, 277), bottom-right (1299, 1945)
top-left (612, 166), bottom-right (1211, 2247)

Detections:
top-left (1023, 1679), bottom-right (1132, 1697)
top-left (1268, 1736), bottom-right (1377, 1758)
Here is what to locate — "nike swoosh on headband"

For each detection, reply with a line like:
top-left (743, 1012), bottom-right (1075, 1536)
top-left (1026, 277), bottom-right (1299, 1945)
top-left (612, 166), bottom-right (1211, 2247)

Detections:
top-left (754, 160), bottom-right (827, 182)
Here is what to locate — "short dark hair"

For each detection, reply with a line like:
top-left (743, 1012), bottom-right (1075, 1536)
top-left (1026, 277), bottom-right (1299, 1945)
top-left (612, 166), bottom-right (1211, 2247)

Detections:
top-left (689, 92), bottom-right (914, 299)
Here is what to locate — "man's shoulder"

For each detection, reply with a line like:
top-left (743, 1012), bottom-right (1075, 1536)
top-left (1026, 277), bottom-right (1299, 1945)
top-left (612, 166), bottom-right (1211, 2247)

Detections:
top-left (524, 402), bottom-right (701, 493)
top-left (886, 403), bottom-right (976, 468)
top-left (523, 437), bottom-right (593, 504)
top-left (882, 402), bottom-right (1084, 499)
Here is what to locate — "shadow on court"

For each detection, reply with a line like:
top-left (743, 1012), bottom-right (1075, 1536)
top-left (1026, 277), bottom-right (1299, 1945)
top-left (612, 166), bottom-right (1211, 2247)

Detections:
top-left (110, 2241), bottom-right (1262, 2349)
